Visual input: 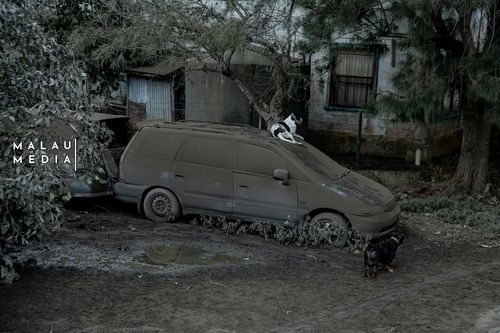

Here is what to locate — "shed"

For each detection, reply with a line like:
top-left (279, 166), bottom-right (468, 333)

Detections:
top-left (125, 63), bottom-right (183, 121)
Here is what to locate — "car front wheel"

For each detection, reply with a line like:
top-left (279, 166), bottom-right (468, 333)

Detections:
top-left (143, 188), bottom-right (180, 223)
top-left (309, 212), bottom-right (349, 248)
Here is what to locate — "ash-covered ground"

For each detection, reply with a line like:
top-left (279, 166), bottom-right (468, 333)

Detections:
top-left (1, 197), bottom-right (500, 333)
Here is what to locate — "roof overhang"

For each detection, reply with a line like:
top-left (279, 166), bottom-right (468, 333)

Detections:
top-left (125, 62), bottom-right (184, 78)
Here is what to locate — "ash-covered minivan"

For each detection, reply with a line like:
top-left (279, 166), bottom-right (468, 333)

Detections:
top-left (112, 122), bottom-right (399, 247)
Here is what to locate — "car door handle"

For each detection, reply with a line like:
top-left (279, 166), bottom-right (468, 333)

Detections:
top-left (175, 174), bottom-right (185, 178)
top-left (239, 185), bottom-right (248, 188)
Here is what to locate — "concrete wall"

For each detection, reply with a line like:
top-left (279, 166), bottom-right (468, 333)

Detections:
top-left (184, 63), bottom-right (252, 124)
top-left (184, 50), bottom-right (275, 124)
top-left (308, 38), bottom-right (462, 162)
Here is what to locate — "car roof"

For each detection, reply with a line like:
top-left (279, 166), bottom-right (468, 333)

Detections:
top-left (140, 121), bottom-right (280, 146)
top-left (138, 121), bottom-right (347, 181)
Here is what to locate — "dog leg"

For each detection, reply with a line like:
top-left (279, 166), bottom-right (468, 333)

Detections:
top-left (365, 266), bottom-right (377, 278)
top-left (278, 132), bottom-right (296, 144)
top-left (285, 132), bottom-right (297, 144)
top-left (385, 265), bottom-right (394, 273)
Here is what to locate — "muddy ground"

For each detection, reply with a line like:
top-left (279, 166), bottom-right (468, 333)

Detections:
top-left (1, 197), bottom-right (500, 333)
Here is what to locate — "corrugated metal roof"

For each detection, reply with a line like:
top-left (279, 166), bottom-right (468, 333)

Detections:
top-left (125, 62), bottom-right (183, 78)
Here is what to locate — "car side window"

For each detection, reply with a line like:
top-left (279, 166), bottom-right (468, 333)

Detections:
top-left (177, 136), bottom-right (233, 169)
top-left (238, 143), bottom-right (285, 176)
top-left (138, 130), bottom-right (184, 161)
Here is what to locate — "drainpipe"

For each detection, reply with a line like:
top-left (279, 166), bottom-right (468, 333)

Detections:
top-left (356, 110), bottom-right (363, 170)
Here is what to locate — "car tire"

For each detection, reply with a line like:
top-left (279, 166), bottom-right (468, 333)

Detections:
top-left (143, 188), bottom-right (180, 223)
top-left (309, 212), bottom-right (349, 248)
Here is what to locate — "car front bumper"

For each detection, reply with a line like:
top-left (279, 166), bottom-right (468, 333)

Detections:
top-left (345, 205), bottom-right (400, 240)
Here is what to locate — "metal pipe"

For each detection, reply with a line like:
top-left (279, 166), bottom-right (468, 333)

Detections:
top-left (356, 110), bottom-right (363, 169)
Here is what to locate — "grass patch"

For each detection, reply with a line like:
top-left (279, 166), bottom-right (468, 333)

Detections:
top-left (400, 195), bottom-right (500, 232)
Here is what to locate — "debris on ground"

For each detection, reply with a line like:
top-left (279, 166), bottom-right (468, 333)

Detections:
top-left (0, 268), bottom-right (20, 285)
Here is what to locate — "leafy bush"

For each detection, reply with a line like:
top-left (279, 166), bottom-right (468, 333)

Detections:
top-left (191, 215), bottom-right (365, 250)
top-left (0, 1), bottom-right (110, 280)
top-left (400, 195), bottom-right (500, 232)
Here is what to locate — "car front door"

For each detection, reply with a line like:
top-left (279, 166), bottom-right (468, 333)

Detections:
top-left (233, 142), bottom-right (298, 222)
top-left (171, 136), bottom-right (234, 215)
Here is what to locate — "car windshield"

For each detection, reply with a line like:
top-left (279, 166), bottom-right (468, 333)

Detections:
top-left (279, 141), bottom-right (348, 181)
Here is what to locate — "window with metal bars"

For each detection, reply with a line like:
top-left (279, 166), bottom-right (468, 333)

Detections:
top-left (329, 50), bottom-right (376, 108)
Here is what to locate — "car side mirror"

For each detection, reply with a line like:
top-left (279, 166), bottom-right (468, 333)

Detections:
top-left (274, 169), bottom-right (289, 185)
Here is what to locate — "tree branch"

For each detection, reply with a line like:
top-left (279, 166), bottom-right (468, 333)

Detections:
top-left (429, 3), bottom-right (464, 57)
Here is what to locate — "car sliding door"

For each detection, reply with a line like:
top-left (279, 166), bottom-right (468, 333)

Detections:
top-left (233, 142), bottom-right (298, 222)
top-left (171, 136), bottom-right (234, 215)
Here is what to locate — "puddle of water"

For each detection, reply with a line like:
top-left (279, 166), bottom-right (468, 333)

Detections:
top-left (142, 244), bottom-right (240, 266)
top-left (125, 261), bottom-right (167, 273)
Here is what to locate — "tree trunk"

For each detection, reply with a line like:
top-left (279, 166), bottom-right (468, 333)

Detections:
top-left (227, 70), bottom-right (283, 129)
top-left (446, 106), bottom-right (491, 194)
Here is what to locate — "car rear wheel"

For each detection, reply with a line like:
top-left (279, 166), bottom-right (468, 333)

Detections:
top-left (309, 212), bottom-right (349, 248)
top-left (143, 188), bottom-right (180, 223)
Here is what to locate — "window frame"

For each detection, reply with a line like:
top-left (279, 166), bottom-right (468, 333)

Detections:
top-left (328, 49), bottom-right (378, 108)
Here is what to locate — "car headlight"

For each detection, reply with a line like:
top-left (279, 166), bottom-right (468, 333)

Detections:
top-left (322, 182), bottom-right (378, 207)
top-left (321, 183), bottom-right (348, 198)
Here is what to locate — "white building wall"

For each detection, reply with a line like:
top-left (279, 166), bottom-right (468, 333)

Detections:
top-left (307, 37), bottom-right (460, 160)
top-left (376, 37), bottom-right (406, 94)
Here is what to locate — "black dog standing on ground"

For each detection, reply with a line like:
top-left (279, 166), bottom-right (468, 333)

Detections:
top-left (364, 232), bottom-right (405, 278)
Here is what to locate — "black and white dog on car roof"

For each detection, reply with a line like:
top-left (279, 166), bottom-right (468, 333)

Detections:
top-left (270, 113), bottom-right (304, 144)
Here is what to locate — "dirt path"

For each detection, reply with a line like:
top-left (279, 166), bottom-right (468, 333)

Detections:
top-left (1, 198), bottom-right (500, 333)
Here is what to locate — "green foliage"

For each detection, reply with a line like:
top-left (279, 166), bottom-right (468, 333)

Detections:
top-left (0, 1), bottom-right (110, 278)
top-left (400, 195), bottom-right (500, 232)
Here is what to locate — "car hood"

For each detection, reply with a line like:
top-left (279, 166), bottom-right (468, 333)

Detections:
top-left (322, 171), bottom-right (395, 213)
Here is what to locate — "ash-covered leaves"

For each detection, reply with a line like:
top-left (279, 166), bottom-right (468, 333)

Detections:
top-left (190, 215), bottom-right (367, 251)
top-left (0, 1), bottom-right (111, 279)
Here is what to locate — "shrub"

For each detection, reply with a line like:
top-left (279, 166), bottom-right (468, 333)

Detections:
top-left (400, 195), bottom-right (500, 232)
top-left (0, 1), bottom-right (110, 280)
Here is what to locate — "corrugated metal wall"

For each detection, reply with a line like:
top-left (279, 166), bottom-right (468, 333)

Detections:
top-left (127, 75), bottom-right (172, 121)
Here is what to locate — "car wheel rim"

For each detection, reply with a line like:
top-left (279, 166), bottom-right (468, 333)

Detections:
top-left (314, 218), bottom-right (345, 246)
top-left (151, 195), bottom-right (171, 217)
